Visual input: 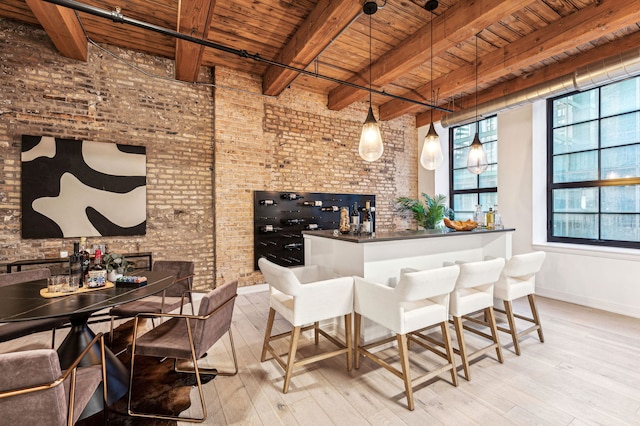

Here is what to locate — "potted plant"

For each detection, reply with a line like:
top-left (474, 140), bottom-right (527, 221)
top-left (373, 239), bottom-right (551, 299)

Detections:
top-left (395, 193), bottom-right (452, 230)
top-left (103, 253), bottom-right (134, 281)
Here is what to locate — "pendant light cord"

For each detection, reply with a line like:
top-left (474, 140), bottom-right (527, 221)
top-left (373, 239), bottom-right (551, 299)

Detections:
top-left (475, 34), bottom-right (478, 126)
top-left (369, 13), bottom-right (373, 106)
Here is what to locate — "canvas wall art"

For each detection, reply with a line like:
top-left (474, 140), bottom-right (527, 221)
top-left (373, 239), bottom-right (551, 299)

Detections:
top-left (21, 135), bottom-right (147, 239)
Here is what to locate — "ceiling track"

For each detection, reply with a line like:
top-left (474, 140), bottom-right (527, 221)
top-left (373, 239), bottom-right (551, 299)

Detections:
top-left (42, 0), bottom-right (453, 114)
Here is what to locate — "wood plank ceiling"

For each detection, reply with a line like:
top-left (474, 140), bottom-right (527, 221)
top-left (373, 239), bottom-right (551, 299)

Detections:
top-left (2, 0), bottom-right (640, 127)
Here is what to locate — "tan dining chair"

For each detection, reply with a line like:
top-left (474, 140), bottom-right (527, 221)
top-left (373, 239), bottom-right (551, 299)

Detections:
top-left (353, 265), bottom-right (460, 411)
top-left (108, 260), bottom-right (195, 342)
top-left (0, 268), bottom-right (69, 347)
top-left (0, 332), bottom-right (108, 426)
top-left (258, 257), bottom-right (354, 394)
top-left (492, 251), bottom-right (547, 355)
top-left (127, 280), bottom-right (239, 423)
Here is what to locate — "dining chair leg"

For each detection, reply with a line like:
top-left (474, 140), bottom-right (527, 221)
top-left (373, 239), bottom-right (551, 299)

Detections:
top-left (261, 307), bottom-right (276, 362)
top-left (486, 307), bottom-right (504, 363)
top-left (528, 294), bottom-right (544, 342)
top-left (282, 326), bottom-right (301, 394)
top-left (503, 300), bottom-right (521, 356)
top-left (354, 313), bottom-right (362, 370)
top-left (441, 321), bottom-right (458, 387)
top-left (452, 316), bottom-right (470, 381)
top-left (344, 313), bottom-right (353, 371)
top-left (51, 328), bottom-right (56, 349)
top-left (397, 333), bottom-right (414, 411)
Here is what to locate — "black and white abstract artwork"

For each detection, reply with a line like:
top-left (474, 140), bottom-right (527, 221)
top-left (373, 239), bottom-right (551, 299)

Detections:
top-left (21, 135), bottom-right (147, 239)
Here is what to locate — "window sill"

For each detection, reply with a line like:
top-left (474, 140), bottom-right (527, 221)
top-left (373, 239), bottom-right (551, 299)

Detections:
top-left (532, 241), bottom-right (640, 262)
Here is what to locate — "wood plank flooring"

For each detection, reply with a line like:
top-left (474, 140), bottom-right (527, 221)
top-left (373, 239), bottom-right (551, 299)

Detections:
top-left (2, 290), bottom-right (639, 425)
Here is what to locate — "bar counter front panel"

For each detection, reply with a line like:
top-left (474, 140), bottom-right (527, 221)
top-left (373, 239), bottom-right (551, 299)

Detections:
top-left (303, 228), bottom-right (514, 286)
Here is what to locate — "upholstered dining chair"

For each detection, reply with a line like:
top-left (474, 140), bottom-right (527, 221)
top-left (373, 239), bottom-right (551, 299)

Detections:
top-left (127, 280), bottom-right (238, 423)
top-left (0, 332), bottom-right (108, 426)
top-left (258, 257), bottom-right (354, 394)
top-left (441, 257), bottom-right (506, 381)
top-left (109, 260), bottom-right (195, 342)
top-left (491, 251), bottom-right (547, 355)
top-left (0, 268), bottom-right (69, 347)
top-left (353, 265), bottom-right (460, 411)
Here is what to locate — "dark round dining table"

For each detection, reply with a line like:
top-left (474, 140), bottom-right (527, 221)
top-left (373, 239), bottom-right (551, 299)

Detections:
top-left (0, 270), bottom-right (175, 419)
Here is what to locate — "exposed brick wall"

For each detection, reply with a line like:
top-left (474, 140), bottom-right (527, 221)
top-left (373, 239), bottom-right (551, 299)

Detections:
top-left (213, 68), bottom-right (417, 287)
top-left (0, 20), bottom-right (215, 288)
top-left (0, 18), bottom-right (419, 290)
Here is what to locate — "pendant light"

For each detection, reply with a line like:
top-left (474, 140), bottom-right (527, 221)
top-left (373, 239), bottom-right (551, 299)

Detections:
top-left (420, 4), bottom-right (443, 170)
top-left (466, 34), bottom-right (488, 175)
top-left (359, 1), bottom-right (383, 162)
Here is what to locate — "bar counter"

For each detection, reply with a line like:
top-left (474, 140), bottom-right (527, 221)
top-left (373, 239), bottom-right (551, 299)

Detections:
top-left (303, 228), bottom-right (514, 285)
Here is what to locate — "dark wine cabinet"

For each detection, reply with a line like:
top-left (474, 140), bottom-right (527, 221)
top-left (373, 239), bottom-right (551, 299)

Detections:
top-left (254, 191), bottom-right (376, 270)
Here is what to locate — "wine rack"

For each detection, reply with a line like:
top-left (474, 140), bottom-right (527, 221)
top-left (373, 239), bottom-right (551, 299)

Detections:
top-left (254, 191), bottom-right (375, 270)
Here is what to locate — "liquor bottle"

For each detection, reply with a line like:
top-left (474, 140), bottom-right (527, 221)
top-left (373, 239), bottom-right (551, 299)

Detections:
top-left (284, 242), bottom-right (303, 250)
top-left (303, 200), bottom-right (323, 207)
top-left (79, 237), bottom-right (90, 287)
top-left (351, 202), bottom-right (360, 226)
top-left (486, 207), bottom-right (495, 230)
top-left (259, 199), bottom-right (277, 206)
top-left (305, 223), bottom-right (320, 230)
top-left (260, 225), bottom-right (283, 233)
top-left (321, 205), bottom-right (340, 212)
top-left (281, 193), bottom-right (304, 200)
top-left (88, 249), bottom-right (107, 288)
top-left (69, 242), bottom-right (83, 289)
top-left (362, 201), bottom-right (372, 234)
top-left (473, 204), bottom-right (484, 227)
top-left (493, 204), bottom-right (502, 229)
top-left (282, 218), bottom-right (305, 226)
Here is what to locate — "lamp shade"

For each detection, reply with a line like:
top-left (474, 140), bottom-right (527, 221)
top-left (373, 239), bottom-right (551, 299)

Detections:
top-left (466, 132), bottom-right (488, 174)
top-left (420, 122), bottom-right (443, 170)
top-left (359, 106), bottom-right (384, 162)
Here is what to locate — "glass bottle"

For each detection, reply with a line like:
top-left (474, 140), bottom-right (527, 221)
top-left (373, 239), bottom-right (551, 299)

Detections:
top-left (473, 204), bottom-right (484, 227)
top-left (486, 207), bottom-right (495, 230)
top-left (362, 201), bottom-right (372, 234)
top-left (88, 249), bottom-right (106, 288)
top-left (493, 204), bottom-right (503, 229)
top-left (79, 237), bottom-right (90, 288)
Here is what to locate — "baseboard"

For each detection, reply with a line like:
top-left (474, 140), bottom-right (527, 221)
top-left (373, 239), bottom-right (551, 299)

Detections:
top-left (238, 283), bottom-right (268, 295)
top-left (537, 288), bottom-right (640, 319)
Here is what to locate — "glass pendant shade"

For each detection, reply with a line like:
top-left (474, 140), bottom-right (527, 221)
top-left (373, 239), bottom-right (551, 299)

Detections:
top-left (466, 132), bottom-right (488, 174)
top-left (359, 106), bottom-right (384, 162)
top-left (420, 122), bottom-right (443, 170)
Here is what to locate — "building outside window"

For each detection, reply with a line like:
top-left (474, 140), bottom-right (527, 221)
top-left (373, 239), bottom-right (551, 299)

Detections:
top-left (548, 75), bottom-right (640, 248)
top-left (449, 116), bottom-right (498, 220)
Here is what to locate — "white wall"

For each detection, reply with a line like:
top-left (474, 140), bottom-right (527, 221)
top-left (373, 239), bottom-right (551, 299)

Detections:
top-left (425, 102), bottom-right (640, 319)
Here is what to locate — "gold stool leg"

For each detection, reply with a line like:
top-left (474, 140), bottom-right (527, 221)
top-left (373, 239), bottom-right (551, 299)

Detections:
top-left (504, 300), bottom-right (521, 356)
top-left (397, 334), bottom-right (414, 411)
top-left (282, 326), bottom-right (301, 394)
top-left (261, 307), bottom-right (276, 362)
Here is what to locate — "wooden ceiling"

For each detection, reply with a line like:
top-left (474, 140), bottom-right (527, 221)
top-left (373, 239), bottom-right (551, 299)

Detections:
top-left (2, 0), bottom-right (640, 127)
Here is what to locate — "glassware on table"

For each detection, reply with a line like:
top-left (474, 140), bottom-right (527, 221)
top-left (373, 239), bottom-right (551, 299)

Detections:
top-left (47, 275), bottom-right (64, 293)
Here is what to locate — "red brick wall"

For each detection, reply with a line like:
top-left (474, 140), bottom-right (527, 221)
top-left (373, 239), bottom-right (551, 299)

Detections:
top-left (213, 68), bottom-right (417, 287)
top-left (0, 19), bottom-right (418, 289)
top-left (0, 20), bottom-right (215, 288)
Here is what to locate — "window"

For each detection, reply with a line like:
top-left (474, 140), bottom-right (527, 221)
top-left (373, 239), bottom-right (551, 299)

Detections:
top-left (548, 76), bottom-right (640, 248)
top-left (449, 116), bottom-right (498, 220)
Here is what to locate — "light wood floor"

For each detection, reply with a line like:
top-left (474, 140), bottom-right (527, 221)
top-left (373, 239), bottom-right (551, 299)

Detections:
top-left (2, 290), bottom-right (640, 425)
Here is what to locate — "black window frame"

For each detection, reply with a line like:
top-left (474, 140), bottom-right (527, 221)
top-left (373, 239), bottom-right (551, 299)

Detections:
top-left (449, 115), bottom-right (498, 219)
top-left (547, 78), bottom-right (640, 249)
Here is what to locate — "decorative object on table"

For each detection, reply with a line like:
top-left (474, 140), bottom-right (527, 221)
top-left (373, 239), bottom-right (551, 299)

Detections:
top-left (104, 252), bottom-right (135, 282)
top-left (443, 217), bottom-right (478, 231)
top-left (339, 206), bottom-right (350, 234)
top-left (115, 276), bottom-right (148, 288)
top-left (20, 135), bottom-right (147, 239)
top-left (88, 248), bottom-right (107, 288)
top-left (395, 193), bottom-right (452, 230)
top-left (39, 281), bottom-right (115, 298)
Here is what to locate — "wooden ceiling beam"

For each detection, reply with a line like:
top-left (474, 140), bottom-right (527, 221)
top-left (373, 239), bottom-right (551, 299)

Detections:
top-left (25, 0), bottom-right (87, 61)
top-left (383, 0), bottom-right (640, 121)
top-left (262, 0), bottom-right (362, 97)
top-left (326, 0), bottom-right (531, 111)
top-left (415, 29), bottom-right (640, 128)
top-left (174, 0), bottom-right (217, 82)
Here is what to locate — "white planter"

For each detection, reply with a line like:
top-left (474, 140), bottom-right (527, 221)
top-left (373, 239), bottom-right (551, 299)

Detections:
top-left (107, 271), bottom-right (123, 282)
